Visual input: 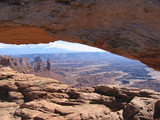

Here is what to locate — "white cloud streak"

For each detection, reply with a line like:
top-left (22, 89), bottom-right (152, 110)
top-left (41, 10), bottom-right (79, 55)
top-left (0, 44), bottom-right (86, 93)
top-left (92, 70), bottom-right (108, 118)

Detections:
top-left (0, 41), bottom-right (105, 52)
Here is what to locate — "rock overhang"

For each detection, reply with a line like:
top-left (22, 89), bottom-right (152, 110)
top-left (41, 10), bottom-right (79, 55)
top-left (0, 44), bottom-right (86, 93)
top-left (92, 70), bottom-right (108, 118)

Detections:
top-left (0, 0), bottom-right (160, 70)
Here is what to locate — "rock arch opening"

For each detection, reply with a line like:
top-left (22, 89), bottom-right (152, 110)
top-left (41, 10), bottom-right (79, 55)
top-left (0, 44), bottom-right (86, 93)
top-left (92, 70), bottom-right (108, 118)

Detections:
top-left (0, 41), bottom-right (160, 92)
top-left (0, 0), bottom-right (160, 119)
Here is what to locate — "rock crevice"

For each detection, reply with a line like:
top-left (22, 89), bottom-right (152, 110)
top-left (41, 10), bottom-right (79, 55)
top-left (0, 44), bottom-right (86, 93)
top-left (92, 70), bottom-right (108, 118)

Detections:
top-left (0, 67), bottom-right (160, 120)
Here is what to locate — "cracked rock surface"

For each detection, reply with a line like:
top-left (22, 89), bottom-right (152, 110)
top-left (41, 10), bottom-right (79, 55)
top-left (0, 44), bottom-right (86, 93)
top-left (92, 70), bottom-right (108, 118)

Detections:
top-left (0, 67), bottom-right (160, 120)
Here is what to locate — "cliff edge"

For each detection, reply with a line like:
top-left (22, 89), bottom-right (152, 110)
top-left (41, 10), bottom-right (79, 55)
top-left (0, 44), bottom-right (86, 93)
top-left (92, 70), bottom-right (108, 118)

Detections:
top-left (0, 67), bottom-right (160, 120)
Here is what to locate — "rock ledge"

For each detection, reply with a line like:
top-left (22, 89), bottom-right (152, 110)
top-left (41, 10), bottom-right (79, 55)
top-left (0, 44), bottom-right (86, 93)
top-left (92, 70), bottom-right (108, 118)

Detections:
top-left (0, 67), bottom-right (160, 120)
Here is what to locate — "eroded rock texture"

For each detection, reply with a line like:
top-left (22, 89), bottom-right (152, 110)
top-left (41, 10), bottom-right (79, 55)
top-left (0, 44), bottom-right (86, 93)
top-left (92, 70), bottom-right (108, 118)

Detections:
top-left (33, 56), bottom-right (44, 72)
top-left (46, 59), bottom-right (51, 71)
top-left (0, 67), bottom-right (160, 120)
top-left (0, 55), bottom-right (34, 74)
top-left (0, 0), bottom-right (160, 70)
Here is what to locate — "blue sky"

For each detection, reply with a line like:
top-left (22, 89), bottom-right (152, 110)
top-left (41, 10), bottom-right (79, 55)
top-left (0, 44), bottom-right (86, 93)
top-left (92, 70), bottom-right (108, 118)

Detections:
top-left (0, 41), bottom-right (105, 54)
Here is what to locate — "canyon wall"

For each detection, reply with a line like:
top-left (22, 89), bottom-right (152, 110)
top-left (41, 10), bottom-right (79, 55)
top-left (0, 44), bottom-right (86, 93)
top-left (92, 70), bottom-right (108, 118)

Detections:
top-left (0, 0), bottom-right (160, 70)
top-left (0, 55), bottom-right (34, 74)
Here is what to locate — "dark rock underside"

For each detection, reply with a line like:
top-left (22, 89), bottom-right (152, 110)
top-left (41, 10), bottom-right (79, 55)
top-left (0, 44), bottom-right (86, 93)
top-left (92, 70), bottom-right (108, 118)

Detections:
top-left (0, 0), bottom-right (160, 71)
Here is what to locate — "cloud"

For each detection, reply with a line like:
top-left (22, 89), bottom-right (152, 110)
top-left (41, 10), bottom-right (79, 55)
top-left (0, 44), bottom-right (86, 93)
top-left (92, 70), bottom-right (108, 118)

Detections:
top-left (0, 41), bottom-right (105, 52)
top-left (0, 43), bottom-right (22, 49)
top-left (46, 41), bottom-right (105, 52)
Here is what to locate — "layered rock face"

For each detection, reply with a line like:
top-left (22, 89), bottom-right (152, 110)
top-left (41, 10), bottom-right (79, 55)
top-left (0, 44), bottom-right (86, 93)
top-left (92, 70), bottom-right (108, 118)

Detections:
top-left (0, 67), bottom-right (160, 120)
top-left (0, 56), bottom-right (65, 82)
top-left (46, 59), bottom-right (51, 71)
top-left (33, 56), bottom-right (65, 81)
top-left (0, 0), bottom-right (160, 70)
top-left (0, 55), bottom-right (34, 74)
top-left (33, 56), bottom-right (44, 72)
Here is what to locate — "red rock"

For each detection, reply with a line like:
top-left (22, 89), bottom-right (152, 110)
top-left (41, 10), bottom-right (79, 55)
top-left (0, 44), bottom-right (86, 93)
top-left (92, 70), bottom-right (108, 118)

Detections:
top-left (8, 91), bottom-right (24, 100)
top-left (0, 55), bottom-right (34, 74)
top-left (46, 59), bottom-right (51, 71)
top-left (0, 67), bottom-right (160, 120)
top-left (123, 97), bottom-right (156, 120)
top-left (154, 100), bottom-right (160, 119)
top-left (33, 56), bottom-right (43, 72)
top-left (0, 0), bottom-right (160, 71)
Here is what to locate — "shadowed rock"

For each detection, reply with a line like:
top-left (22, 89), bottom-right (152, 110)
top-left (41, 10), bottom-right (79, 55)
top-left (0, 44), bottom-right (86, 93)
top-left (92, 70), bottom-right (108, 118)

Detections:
top-left (0, 0), bottom-right (160, 71)
top-left (33, 56), bottom-right (43, 72)
top-left (154, 100), bottom-right (160, 119)
top-left (0, 55), bottom-right (34, 74)
top-left (0, 67), bottom-right (160, 120)
top-left (46, 59), bottom-right (51, 71)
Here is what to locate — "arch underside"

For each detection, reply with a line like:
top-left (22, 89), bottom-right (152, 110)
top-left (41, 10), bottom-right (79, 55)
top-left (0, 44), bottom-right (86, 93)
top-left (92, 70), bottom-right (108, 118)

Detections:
top-left (0, 0), bottom-right (160, 70)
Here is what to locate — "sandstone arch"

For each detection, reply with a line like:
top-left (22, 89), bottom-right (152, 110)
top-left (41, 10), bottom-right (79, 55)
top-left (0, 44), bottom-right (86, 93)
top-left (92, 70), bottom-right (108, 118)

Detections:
top-left (0, 0), bottom-right (160, 70)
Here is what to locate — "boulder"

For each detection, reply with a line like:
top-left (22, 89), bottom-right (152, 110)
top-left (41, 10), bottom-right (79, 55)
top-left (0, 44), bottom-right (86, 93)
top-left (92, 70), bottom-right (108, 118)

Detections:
top-left (154, 100), bottom-right (160, 119)
top-left (94, 85), bottom-right (140, 101)
top-left (123, 97), bottom-right (156, 120)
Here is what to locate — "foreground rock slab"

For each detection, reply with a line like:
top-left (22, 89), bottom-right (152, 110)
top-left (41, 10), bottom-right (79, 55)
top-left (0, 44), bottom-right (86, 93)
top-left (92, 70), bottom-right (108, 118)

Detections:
top-left (0, 67), bottom-right (160, 120)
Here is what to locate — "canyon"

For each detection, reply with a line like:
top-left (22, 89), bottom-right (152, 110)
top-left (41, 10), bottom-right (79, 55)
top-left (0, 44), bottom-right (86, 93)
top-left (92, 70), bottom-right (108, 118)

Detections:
top-left (1, 53), bottom-right (160, 92)
top-left (0, 55), bottom-right (34, 74)
top-left (16, 52), bottom-right (160, 92)
top-left (0, 55), bottom-right (66, 82)
top-left (0, 0), bottom-right (160, 119)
